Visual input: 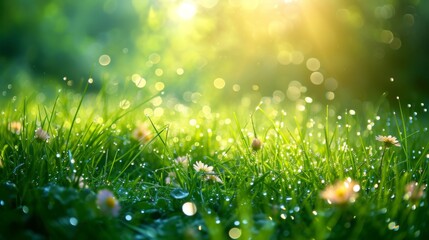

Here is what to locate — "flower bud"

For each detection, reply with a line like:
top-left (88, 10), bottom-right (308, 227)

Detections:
top-left (251, 138), bottom-right (262, 151)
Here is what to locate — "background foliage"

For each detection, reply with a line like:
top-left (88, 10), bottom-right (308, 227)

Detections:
top-left (1, 0), bottom-right (428, 105)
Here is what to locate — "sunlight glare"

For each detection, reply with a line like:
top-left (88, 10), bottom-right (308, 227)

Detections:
top-left (177, 2), bottom-right (197, 20)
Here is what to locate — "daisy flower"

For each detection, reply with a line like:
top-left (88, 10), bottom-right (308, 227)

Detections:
top-left (193, 161), bottom-right (213, 173)
top-left (96, 189), bottom-right (121, 217)
top-left (376, 135), bottom-right (400, 147)
top-left (205, 174), bottom-right (224, 184)
top-left (175, 156), bottom-right (189, 169)
top-left (35, 128), bottom-right (50, 142)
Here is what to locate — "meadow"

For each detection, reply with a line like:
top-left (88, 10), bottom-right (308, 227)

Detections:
top-left (0, 77), bottom-right (428, 239)
top-left (1, 1), bottom-right (429, 239)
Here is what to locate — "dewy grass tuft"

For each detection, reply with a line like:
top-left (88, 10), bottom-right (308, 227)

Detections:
top-left (0, 80), bottom-right (428, 239)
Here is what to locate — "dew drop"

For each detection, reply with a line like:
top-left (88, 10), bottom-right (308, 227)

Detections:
top-left (22, 205), bottom-right (29, 214)
top-left (69, 217), bottom-right (78, 226)
top-left (170, 188), bottom-right (189, 199)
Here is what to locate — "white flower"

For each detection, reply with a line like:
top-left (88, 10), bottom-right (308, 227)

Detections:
top-left (175, 156), bottom-right (189, 169)
top-left (376, 135), bottom-right (400, 147)
top-left (193, 161), bottom-right (213, 173)
top-left (96, 189), bottom-right (121, 217)
top-left (205, 174), bottom-right (223, 184)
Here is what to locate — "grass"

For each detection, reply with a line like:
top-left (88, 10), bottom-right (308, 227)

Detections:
top-left (1, 80), bottom-right (429, 239)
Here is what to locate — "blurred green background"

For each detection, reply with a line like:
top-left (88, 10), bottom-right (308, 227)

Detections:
top-left (1, 0), bottom-right (428, 106)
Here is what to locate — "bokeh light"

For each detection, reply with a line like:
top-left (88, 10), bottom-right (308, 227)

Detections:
top-left (99, 55), bottom-right (111, 66)
top-left (182, 202), bottom-right (197, 216)
top-left (177, 2), bottom-right (197, 20)
top-left (228, 227), bottom-right (242, 239)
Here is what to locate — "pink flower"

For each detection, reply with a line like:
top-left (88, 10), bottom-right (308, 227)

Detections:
top-left (35, 128), bottom-right (50, 142)
top-left (96, 189), bottom-right (121, 217)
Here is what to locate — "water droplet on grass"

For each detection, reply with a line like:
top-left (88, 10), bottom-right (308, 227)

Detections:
top-left (22, 205), bottom-right (29, 214)
top-left (69, 217), bottom-right (78, 226)
top-left (171, 188), bottom-right (189, 199)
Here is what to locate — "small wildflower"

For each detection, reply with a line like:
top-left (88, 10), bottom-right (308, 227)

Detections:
top-left (404, 181), bottom-right (426, 202)
top-left (35, 128), bottom-right (50, 142)
top-left (193, 161), bottom-right (213, 173)
top-left (165, 172), bottom-right (177, 185)
top-left (175, 156), bottom-right (189, 169)
top-left (8, 121), bottom-right (22, 134)
top-left (251, 138), bottom-right (262, 151)
top-left (132, 124), bottom-right (152, 143)
top-left (205, 174), bottom-right (224, 184)
top-left (321, 178), bottom-right (360, 205)
top-left (96, 189), bottom-right (121, 217)
top-left (376, 135), bottom-right (400, 147)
